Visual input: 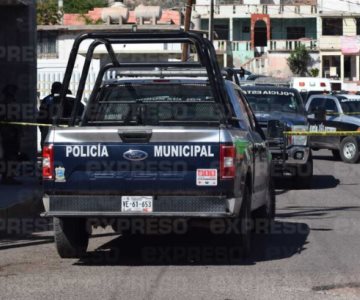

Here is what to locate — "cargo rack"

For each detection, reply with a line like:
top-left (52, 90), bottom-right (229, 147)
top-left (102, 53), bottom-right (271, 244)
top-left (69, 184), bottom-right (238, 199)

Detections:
top-left (55, 30), bottom-right (236, 126)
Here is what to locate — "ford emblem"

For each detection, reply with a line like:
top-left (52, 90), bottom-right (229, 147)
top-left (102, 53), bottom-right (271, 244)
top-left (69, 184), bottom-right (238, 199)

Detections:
top-left (123, 149), bottom-right (148, 161)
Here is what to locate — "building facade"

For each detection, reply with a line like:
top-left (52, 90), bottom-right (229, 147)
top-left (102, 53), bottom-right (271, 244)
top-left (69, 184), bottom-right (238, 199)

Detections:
top-left (194, 0), bottom-right (319, 77)
top-left (37, 1), bottom-right (360, 91)
top-left (318, 0), bottom-right (360, 88)
top-left (194, 0), bottom-right (360, 89)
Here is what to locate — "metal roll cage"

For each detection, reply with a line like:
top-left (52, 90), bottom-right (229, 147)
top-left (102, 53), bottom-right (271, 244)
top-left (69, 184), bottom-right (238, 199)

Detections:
top-left (55, 31), bottom-right (235, 126)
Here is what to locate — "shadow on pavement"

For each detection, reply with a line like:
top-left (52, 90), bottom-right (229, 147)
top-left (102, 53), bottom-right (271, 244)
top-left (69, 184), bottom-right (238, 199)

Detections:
top-left (0, 226), bottom-right (119, 251)
top-left (276, 205), bottom-right (360, 219)
top-left (75, 221), bottom-right (310, 266)
top-left (0, 217), bottom-right (53, 250)
top-left (275, 175), bottom-right (340, 194)
top-left (0, 234), bottom-right (53, 250)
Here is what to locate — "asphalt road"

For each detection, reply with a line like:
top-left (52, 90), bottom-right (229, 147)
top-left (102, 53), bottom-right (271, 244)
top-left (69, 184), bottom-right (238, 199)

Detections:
top-left (1, 149), bottom-right (360, 300)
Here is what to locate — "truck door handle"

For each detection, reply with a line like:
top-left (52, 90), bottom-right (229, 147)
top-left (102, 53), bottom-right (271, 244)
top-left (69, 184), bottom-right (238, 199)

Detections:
top-left (118, 130), bottom-right (152, 143)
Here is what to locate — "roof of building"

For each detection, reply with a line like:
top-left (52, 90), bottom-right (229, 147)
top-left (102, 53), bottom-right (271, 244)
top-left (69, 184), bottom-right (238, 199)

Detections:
top-left (37, 25), bottom-right (182, 32)
top-left (63, 7), bottom-right (181, 26)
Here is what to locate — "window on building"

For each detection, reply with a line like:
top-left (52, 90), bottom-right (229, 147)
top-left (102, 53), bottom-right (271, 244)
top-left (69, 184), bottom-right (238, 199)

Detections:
top-left (287, 27), bottom-right (306, 39)
top-left (243, 26), bottom-right (250, 33)
top-left (214, 24), bottom-right (229, 40)
top-left (37, 31), bottom-right (58, 58)
top-left (356, 18), bottom-right (360, 35)
top-left (322, 18), bottom-right (343, 36)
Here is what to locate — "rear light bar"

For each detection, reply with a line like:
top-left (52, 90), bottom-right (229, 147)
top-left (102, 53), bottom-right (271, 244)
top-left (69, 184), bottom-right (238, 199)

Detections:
top-left (220, 145), bottom-right (235, 179)
top-left (42, 144), bottom-right (54, 180)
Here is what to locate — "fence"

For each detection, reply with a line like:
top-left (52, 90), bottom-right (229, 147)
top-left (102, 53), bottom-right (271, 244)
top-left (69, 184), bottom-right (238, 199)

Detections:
top-left (37, 70), bottom-right (117, 101)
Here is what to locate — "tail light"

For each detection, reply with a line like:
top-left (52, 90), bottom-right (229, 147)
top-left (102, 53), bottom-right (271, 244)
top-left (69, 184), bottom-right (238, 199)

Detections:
top-left (299, 82), bottom-right (305, 87)
top-left (42, 144), bottom-right (54, 180)
top-left (320, 82), bottom-right (326, 87)
top-left (220, 145), bottom-right (235, 179)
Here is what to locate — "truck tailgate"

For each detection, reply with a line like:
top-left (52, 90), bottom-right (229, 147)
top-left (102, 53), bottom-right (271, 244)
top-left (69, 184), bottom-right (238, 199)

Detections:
top-left (47, 127), bottom-right (231, 195)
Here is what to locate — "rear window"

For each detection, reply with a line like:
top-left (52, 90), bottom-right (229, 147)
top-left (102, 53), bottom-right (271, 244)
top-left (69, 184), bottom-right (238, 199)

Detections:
top-left (83, 83), bottom-right (225, 126)
top-left (243, 89), bottom-right (304, 114)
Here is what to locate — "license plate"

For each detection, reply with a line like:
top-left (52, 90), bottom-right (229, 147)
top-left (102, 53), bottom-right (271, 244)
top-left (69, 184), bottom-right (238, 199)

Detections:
top-left (121, 196), bottom-right (153, 213)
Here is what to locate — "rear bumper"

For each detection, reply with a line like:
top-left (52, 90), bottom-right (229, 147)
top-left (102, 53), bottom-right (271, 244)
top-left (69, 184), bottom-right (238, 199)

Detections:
top-left (42, 194), bottom-right (237, 218)
top-left (271, 146), bottom-right (310, 166)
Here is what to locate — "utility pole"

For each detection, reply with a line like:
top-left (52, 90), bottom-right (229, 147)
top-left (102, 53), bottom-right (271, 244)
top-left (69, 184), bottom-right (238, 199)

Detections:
top-left (181, 0), bottom-right (193, 61)
top-left (209, 0), bottom-right (214, 42)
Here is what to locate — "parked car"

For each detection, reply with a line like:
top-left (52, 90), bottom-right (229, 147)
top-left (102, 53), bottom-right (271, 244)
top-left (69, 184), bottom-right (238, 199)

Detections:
top-left (305, 94), bottom-right (360, 163)
top-left (242, 85), bottom-right (313, 187)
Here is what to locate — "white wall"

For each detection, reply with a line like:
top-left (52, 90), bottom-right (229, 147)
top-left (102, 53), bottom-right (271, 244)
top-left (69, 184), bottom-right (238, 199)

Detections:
top-left (318, 0), bottom-right (360, 14)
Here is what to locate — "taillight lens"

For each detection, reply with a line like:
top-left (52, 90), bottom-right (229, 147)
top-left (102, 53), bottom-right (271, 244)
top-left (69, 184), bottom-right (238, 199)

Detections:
top-left (320, 82), bottom-right (326, 87)
top-left (299, 82), bottom-right (305, 87)
top-left (220, 145), bottom-right (235, 179)
top-left (42, 144), bottom-right (54, 180)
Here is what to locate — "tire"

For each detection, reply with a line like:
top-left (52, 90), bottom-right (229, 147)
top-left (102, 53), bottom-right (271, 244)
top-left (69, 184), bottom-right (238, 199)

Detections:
top-left (54, 217), bottom-right (90, 258)
top-left (253, 178), bottom-right (275, 234)
top-left (339, 137), bottom-right (360, 164)
top-left (295, 152), bottom-right (313, 188)
top-left (332, 150), bottom-right (341, 160)
top-left (238, 185), bottom-right (252, 258)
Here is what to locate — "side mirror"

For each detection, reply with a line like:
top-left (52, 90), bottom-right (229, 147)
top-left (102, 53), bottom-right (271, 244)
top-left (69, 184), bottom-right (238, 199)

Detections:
top-left (267, 119), bottom-right (284, 139)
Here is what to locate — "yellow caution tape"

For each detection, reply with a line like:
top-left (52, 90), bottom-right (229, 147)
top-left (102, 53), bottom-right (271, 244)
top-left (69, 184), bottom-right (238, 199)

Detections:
top-left (0, 121), bottom-right (68, 128)
top-left (284, 131), bottom-right (360, 136)
top-left (1, 122), bottom-right (359, 136)
top-left (326, 112), bottom-right (360, 115)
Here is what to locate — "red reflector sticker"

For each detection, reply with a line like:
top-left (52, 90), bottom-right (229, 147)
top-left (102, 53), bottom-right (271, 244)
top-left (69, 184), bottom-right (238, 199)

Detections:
top-left (196, 169), bottom-right (218, 186)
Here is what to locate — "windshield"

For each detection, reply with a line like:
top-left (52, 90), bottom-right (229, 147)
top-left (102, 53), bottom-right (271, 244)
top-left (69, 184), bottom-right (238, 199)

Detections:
top-left (243, 90), bottom-right (304, 114)
top-left (83, 82), bottom-right (225, 126)
top-left (340, 98), bottom-right (360, 114)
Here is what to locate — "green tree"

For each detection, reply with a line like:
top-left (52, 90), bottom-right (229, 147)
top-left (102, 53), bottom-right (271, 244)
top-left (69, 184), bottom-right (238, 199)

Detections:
top-left (287, 44), bottom-right (311, 76)
top-left (63, 0), bottom-right (108, 13)
top-left (37, 0), bottom-right (62, 25)
top-left (310, 68), bottom-right (320, 77)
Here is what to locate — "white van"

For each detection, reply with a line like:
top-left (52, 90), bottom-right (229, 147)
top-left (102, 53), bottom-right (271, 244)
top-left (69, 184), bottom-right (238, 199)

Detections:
top-left (290, 77), bottom-right (333, 103)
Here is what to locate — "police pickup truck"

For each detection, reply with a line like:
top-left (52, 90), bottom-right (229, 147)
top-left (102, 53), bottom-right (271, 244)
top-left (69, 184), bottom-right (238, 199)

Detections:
top-left (306, 93), bottom-right (360, 163)
top-left (242, 86), bottom-right (313, 186)
top-left (42, 31), bottom-right (274, 258)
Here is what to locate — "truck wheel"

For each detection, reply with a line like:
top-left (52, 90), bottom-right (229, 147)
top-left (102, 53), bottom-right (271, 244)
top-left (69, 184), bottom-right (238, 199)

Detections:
top-left (340, 137), bottom-right (360, 164)
top-left (332, 150), bottom-right (341, 160)
top-left (239, 186), bottom-right (252, 258)
top-left (252, 178), bottom-right (275, 234)
top-left (295, 153), bottom-right (313, 188)
top-left (54, 217), bottom-right (90, 258)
